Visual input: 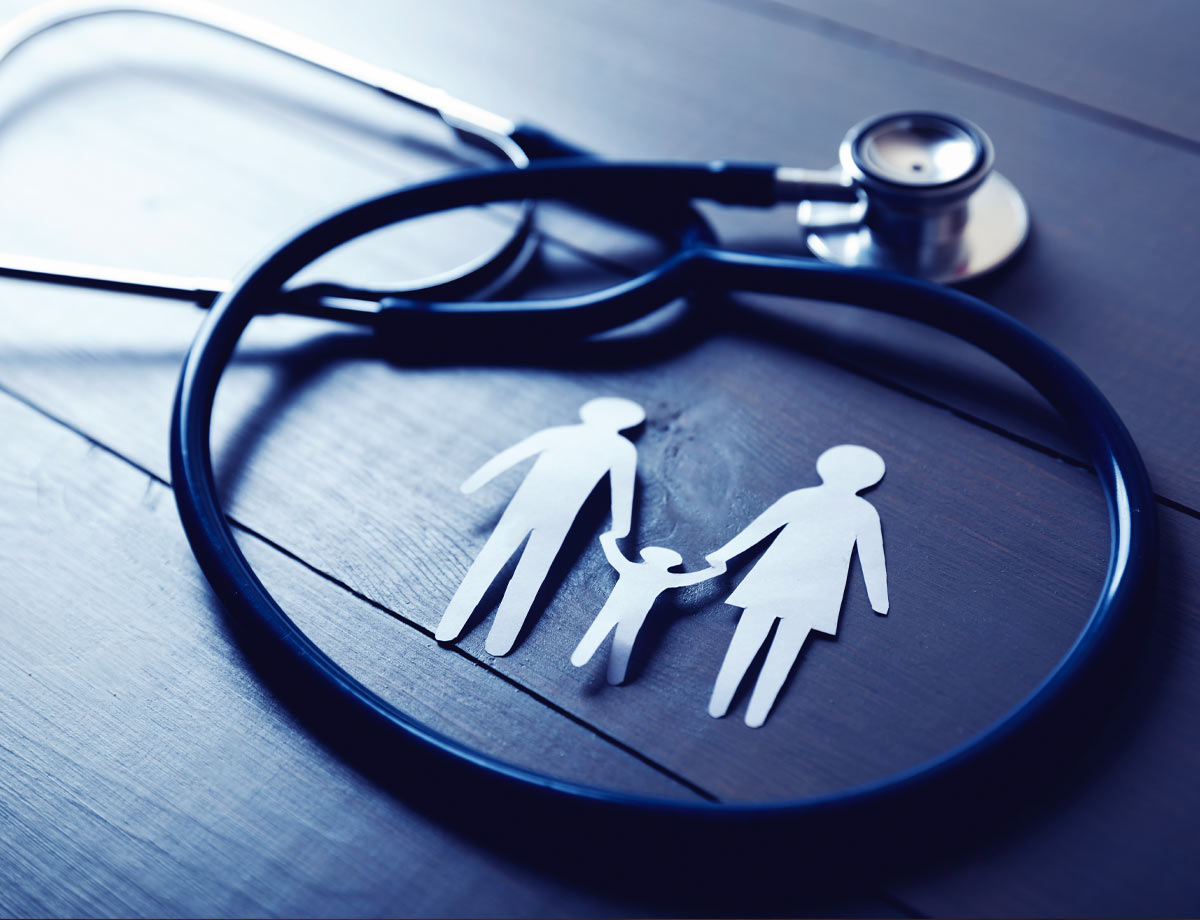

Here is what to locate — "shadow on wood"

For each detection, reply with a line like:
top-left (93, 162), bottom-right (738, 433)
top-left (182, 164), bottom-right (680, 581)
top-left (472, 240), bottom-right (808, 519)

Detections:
top-left (192, 313), bottom-right (1162, 912)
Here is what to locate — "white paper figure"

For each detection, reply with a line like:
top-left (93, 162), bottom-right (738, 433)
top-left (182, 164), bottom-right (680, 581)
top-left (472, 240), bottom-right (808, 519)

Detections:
top-left (706, 445), bottom-right (889, 728)
top-left (437, 398), bottom-right (645, 657)
top-left (571, 532), bottom-right (726, 685)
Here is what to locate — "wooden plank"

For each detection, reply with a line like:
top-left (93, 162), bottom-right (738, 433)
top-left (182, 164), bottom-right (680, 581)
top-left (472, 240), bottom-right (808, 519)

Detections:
top-left (0, 0), bottom-right (1193, 915)
top-left (0, 0), bottom-right (1173, 800)
top-left (200, 320), bottom-right (1116, 803)
top-left (750, 0), bottom-right (1200, 145)
top-left (179, 0), bottom-right (1200, 508)
top-left (0, 272), bottom-right (1113, 796)
top-left (9, 277), bottom-right (1195, 914)
top-left (0, 19), bottom-right (522, 285)
top-left (0, 8), bottom-right (655, 287)
top-left (0, 390), bottom-right (705, 917)
top-left (891, 505), bottom-right (1200, 918)
top-left (2, 0), bottom-right (1198, 509)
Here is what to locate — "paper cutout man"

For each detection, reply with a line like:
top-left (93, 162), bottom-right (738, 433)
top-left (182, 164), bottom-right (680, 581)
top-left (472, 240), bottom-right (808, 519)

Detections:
top-left (571, 532), bottom-right (726, 685)
top-left (706, 444), bottom-right (889, 728)
top-left (436, 398), bottom-right (644, 657)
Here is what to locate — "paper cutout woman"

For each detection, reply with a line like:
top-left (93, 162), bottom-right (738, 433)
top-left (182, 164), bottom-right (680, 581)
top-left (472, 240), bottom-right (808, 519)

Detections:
top-left (571, 532), bottom-right (726, 685)
top-left (436, 398), bottom-right (644, 657)
top-left (706, 444), bottom-right (889, 728)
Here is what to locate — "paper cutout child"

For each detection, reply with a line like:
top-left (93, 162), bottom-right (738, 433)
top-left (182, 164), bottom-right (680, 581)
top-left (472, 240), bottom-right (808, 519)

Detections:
top-left (571, 532), bottom-right (726, 685)
top-left (436, 398), bottom-right (644, 657)
top-left (706, 444), bottom-right (889, 728)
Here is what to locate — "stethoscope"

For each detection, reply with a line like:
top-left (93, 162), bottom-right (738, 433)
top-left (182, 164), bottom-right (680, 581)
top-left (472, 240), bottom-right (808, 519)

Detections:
top-left (1, 0), bottom-right (1028, 301)
top-left (4, 0), bottom-right (1155, 836)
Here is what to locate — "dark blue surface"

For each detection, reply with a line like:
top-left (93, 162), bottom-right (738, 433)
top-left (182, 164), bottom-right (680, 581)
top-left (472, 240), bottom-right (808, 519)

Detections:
top-left (169, 161), bottom-right (1156, 849)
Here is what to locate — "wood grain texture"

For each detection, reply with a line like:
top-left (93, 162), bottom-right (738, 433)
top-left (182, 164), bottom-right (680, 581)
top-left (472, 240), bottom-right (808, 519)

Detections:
top-left (0, 274), bottom-right (1112, 799)
top-left (754, 0), bottom-right (1200, 145)
top-left (185, 0), bottom-right (1200, 507)
top-left (892, 506), bottom-right (1200, 918)
top-left (2, 0), bottom-right (1198, 506)
top-left (0, 0), bottom-right (1195, 915)
top-left (202, 326), bottom-right (1113, 802)
top-left (0, 392), bottom-right (702, 918)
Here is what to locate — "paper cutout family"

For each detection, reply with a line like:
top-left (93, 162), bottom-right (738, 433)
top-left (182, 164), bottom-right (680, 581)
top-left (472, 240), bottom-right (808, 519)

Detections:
top-left (435, 398), bottom-right (889, 728)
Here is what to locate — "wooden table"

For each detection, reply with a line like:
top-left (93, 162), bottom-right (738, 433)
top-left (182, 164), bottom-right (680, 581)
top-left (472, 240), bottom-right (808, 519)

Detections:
top-left (1, 1), bottom-right (1197, 915)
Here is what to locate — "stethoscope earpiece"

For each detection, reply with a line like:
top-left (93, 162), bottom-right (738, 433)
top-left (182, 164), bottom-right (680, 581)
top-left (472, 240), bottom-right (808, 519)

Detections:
top-left (797, 111), bottom-right (1029, 283)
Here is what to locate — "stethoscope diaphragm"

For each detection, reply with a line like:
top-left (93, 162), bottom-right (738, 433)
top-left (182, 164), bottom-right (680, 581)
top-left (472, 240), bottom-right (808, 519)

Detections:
top-left (798, 112), bottom-right (1030, 283)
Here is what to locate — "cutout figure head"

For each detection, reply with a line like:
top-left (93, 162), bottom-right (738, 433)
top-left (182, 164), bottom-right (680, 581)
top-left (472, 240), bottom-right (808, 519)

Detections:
top-left (816, 444), bottom-right (885, 493)
top-left (579, 397), bottom-right (645, 432)
top-left (639, 546), bottom-right (684, 568)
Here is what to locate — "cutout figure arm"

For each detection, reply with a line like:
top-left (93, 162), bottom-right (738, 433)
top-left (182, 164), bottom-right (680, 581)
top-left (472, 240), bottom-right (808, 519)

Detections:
top-left (600, 531), bottom-right (632, 575)
top-left (856, 505), bottom-right (889, 614)
top-left (668, 558), bottom-right (727, 588)
top-left (607, 443), bottom-right (637, 539)
top-left (706, 496), bottom-right (793, 565)
top-left (460, 430), bottom-right (554, 494)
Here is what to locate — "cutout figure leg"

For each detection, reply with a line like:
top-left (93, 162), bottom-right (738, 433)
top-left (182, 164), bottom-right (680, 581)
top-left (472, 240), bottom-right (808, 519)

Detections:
top-left (436, 524), bottom-right (529, 642)
top-left (608, 612), bottom-right (650, 685)
top-left (744, 616), bottom-right (814, 728)
top-left (486, 527), bottom-right (562, 656)
top-left (708, 608), bottom-right (777, 718)
top-left (571, 597), bottom-right (622, 669)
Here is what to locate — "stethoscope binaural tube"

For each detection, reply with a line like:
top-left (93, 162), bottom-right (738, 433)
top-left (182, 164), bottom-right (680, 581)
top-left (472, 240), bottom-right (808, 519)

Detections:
top-left (170, 160), bottom-right (1154, 828)
top-left (0, 0), bottom-right (1027, 306)
top-left (0, 0), bottom-right (544, 303)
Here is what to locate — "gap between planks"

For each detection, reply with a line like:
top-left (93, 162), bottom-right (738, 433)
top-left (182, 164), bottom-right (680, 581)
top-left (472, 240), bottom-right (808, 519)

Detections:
top-left (0, 322), bottom-right (1188, 790)
top-left (0, 365), bottom-right (935, 919)
top-left (202, 57), bottom-right (1196, 514)
top-left (0, 379), bottom-right (715, 803)
top-left (702, 0), bottom-right (1200, 159)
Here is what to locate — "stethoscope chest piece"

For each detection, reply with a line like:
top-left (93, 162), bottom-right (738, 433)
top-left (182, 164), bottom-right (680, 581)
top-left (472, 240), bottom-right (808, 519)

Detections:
top-left (798, 112), bottom-right (1029, 284)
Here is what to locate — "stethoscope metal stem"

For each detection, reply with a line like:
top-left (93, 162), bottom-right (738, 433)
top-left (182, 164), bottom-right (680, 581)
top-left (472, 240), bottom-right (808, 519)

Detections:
top-left (0, 250), bottom-right (225, 303)
top-left (773, 167), bottom-right (857, 204)
top-left (0, 250), bottom-right (419, 327)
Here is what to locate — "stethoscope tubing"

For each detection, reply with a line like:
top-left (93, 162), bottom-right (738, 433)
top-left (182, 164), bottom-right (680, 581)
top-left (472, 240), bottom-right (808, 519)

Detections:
top-left (0, 0), bottom-right (560, 303)
top-left (170, 160), bottom-right (1156, 822)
